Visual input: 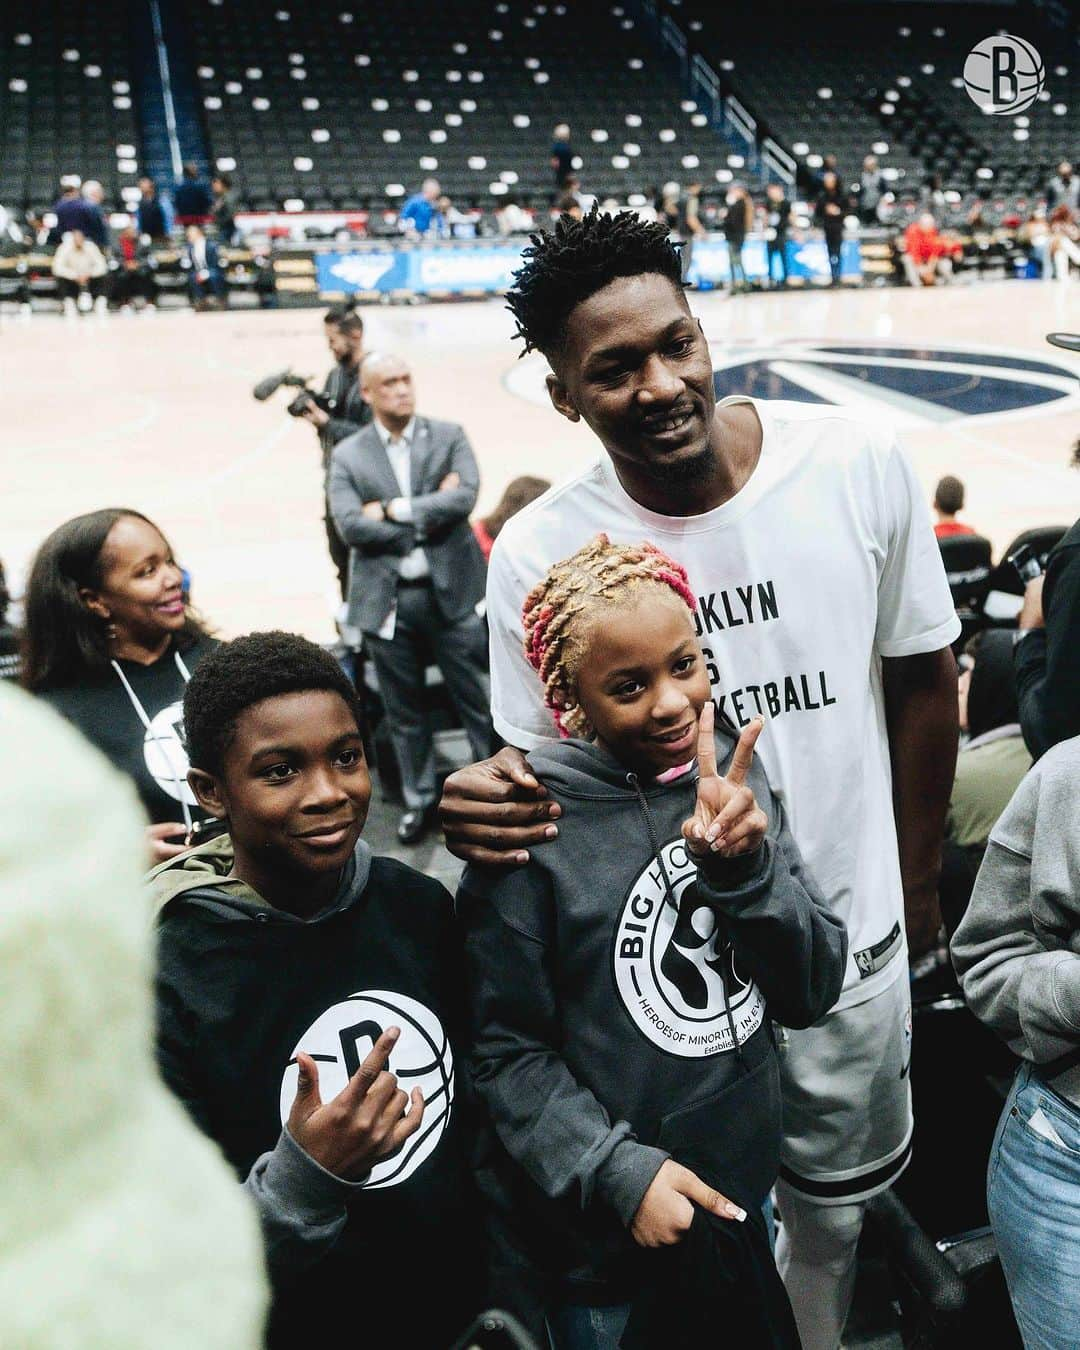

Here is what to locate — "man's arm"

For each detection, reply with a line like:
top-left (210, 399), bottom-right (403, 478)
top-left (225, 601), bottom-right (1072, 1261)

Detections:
top-left (328, 450), bottom-right (414, 556)
top-left (1015, 545), bottom-right (1080, 759)
top-left (391, 427), bottom-right (480, 535)
top-left (882, 647), bottom-right (959, 959)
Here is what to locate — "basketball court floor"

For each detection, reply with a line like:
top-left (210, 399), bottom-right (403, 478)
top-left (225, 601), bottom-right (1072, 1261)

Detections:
top-left (5, 278), bottom-right (1079, 651)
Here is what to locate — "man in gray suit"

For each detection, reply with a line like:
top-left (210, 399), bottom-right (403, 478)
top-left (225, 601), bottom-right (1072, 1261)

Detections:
top-left (329, 352), bottom-right (493, 844)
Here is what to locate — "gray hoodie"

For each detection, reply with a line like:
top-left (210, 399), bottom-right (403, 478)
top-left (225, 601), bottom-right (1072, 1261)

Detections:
top-left (952, 735), bottom-right (1080, 1106)
top-left (459, 733), bottom-right (846, 1295)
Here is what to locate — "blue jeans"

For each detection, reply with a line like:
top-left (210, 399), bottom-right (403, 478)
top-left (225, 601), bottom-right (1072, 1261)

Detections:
top-left (988, 1063), bottom-right (1080, 1349)
top-left (546, 1303), bottom-right (631, 1350)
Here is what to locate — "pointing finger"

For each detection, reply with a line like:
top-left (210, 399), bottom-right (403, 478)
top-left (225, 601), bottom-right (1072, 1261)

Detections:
top-left (696, 703), bottom-right (718, 779)
top-left (724, 717), bottom-right (764, 787)
top-left (341, 1027), bottom-right (400, 1103)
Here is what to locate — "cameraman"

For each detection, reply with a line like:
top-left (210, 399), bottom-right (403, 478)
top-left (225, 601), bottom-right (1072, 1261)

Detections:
top-left (300, 302), bottom-right (372, 595)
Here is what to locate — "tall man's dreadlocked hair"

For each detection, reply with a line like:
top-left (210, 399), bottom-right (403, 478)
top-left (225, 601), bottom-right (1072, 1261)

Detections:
top-left (522, 533), bottom-right (696, 739)
top-left (505, 208), bottom-right (683, 358)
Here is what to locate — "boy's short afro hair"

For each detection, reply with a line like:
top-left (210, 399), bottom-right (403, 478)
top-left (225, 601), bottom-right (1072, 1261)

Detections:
top-left (505, 207), bottom-right (684, 359)
top-left (183, 630), bottom-right (364, 778)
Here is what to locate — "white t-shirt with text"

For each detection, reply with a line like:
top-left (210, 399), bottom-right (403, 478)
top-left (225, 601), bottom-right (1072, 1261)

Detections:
top-left (487, 397), bottom-right (960, 1010)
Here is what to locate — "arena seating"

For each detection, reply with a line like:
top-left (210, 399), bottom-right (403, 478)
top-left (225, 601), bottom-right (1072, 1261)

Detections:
top-left (660, 1), bottom-right (1076, 207)
top-left (0, 1), bottom-right (140, 212)
top-left (180, 0), bottom-right (737, 212)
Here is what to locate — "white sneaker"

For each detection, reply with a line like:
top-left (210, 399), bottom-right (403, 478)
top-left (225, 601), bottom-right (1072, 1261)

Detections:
top-left (76, 290), bottom-right (92, 313)
top-left (63, 296), bottom-right (78, 318)
top-left (94, 294), bottom-right (108, 315)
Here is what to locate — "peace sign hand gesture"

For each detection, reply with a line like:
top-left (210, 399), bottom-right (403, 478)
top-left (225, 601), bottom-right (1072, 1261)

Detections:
top-left (682, 703), bottom-right (768, 861)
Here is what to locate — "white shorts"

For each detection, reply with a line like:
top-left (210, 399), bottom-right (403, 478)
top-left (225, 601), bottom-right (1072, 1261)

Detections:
top-left (776, 971), bottom-right (913, 1207)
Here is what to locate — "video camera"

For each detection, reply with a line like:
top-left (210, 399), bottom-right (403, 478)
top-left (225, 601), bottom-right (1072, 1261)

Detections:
top-left (253, 368), bottom-right (338, 418)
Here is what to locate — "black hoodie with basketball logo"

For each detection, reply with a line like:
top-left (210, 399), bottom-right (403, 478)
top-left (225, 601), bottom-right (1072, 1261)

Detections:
top-left (151, 836), bottom-right (482, 1349)
top-left (458, 733), bottom-right (847, 1313)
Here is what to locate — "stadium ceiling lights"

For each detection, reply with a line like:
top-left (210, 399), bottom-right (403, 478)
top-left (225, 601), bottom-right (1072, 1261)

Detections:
top-left (691, 114), bottom-right (708, 126)
top-left (625, 114), bottom-right (642, 127)
top-left (420, 156), bottom-right (438, 170)
top-left (460, 99), bottom-right (477, 112)
top-left (612, 155), bottom-right (630, 169)
top-left (591, 129), bottom-right (609, 142)
top-left (383, 129), bottom-right (401, 142)
top-left (793, 141), bottom-right (809, 155)
top-left (720, 60), bottom-right (734, 71)
top-left (302, 97), bottom-right (320, 110)
top-left (659, 129), bottom-right (676, 142)
top-left (312, 129), bottom-right (330, 142)
top-left (500, 170), bottom-right (519, 183)
top-left (226, 82), bottom-right (242, 94)
top-left (681, 155), bottom-right (700, 169)
top-left (386, 184), bottom-right (406, 197)
top-left (490, 181), bottom-right (508, 195)
top-left (445, 112), bottom-right (463, 126)
top-left (468, 156), bottom-right (487, 169)
top-left (355, 54), bottom-right (371, 66)
top-left (415, 98), bottom-right (432, 112)
top-left (623, 142), bottom-right (641, 155)
top-left (294, 157), bottom-right (313, 171)
top-left (8, 79), bottom-right (28, 93)
top-left (453, 43), bottom-right (469, 54)
top-left (1053, 103), bottom-right (1068, 115)
top-left (430, 129), bottom-right (448, 142)
top-left (513, 114), bottom-right (531, 128)
top-left (872, 141), bottom-right (889, 154)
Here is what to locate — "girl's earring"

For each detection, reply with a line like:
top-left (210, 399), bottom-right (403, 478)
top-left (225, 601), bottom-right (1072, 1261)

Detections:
top-left (103, 616), bottom-right (118, 642)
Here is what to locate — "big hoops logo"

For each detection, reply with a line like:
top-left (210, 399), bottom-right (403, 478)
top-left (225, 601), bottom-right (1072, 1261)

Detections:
top-left (612, 838), bottom-right (765, 1058)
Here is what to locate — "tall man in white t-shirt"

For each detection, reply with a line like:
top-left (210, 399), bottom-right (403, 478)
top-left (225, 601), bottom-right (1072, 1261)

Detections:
top-left (439, 211), bottom-right (960, 1348)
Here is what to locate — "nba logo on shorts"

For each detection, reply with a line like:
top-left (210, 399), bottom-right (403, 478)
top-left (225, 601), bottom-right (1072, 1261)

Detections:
top-left (280, 990), bottom-right (454, 1189)
top-left (963, 35), bottom-right (1044, 115)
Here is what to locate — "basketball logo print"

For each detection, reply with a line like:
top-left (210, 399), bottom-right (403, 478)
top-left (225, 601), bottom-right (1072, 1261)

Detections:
top-left (612, 838), bottom-right (765, 1058)
top-left (963, 35), bottom-right (1044, 115)
top-left (279, 990), bottom-right (453, 1188)
top-left (144, 701), bottom-right (198, 805)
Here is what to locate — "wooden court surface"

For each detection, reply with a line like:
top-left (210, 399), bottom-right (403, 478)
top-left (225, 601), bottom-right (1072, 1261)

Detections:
top-left (3, 279), bottom-right (1079, 642)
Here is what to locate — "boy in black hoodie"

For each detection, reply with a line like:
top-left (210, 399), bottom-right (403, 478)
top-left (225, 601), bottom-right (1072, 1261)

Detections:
top-left (459, 536), bottom-right (847, 1347)
top-left (151, 631), bottom-right (480, 1348)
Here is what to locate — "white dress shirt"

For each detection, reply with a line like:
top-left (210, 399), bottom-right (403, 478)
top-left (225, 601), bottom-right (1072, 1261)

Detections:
top-left (374, 416), bottom-right (429, 580)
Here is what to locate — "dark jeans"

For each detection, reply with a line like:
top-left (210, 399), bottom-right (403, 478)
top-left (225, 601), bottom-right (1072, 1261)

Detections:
top-left (767, 237), bottom-right (788, 283)
top-left (111, 268), bottom-right (158, 306)
top-left (727, 235), bottom-right (747, 288)
top-left (365, 581), bottom-right (493, 810)
top-left (189, 272), bottom-right (226, 304)
top-left (824, 228), bottom-right (844, 283)
top-left (547, 1304), bottom-right (631, 1350)
top-left (57, 276), bottom-right (105, 301)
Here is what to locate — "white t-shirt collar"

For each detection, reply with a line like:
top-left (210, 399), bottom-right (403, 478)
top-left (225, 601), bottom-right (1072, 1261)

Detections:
top-left (598, 396), bottom-right (775, 535)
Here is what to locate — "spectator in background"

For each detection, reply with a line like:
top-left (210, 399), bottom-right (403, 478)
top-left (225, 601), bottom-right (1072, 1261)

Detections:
top-left (722, 185), bottom-right (753, 292)
top-left (52, 229), bottom-right (109, 316)
top-left (764, 182), bottom-right (793, 288)
top-left (21, 508), bottom-right (217, 863)
top-left (902, 213), bottom-right (959, 287)
top-left (556, 192), bottom-right (583, 221)
top-left (0, 682), bottom-right (267, 1350)
top-left (329, 353), bottom-right (492, 845)
top-left (679, 178), bottom-right (708, 279)
top-left (137, 176), bottom-right (172, 241)
top-left (941, 630), bottom-right (1031, 936)
top-left (857, 154), bottom-right (883, 225)
top-left (398, 178), bottom-right (442, 236)
top-left (472, 475), bottom-right (551, 562)
top-left (1046, 160), bottom-right (1079, 216)
top-left (494, 196), bottom-right (532, 235)
top-left (0, 560), bottom-right (18, 682)
top-left (211, 173), bottom-right (238, 244)
top-left (551, 122), bottom-right (575, 189)
top-left (173, 163), bottom-right (212, 226)
top-left (951, 731), bottom-right (1080, 1350)
top-left (183, 224), bottom-right (226, 309)
top-left (437, 194), bottom-right (475, 239)
top-left (932, 475), bottom-right (976, 539)
top-left (300, 302), bottom-right (373, 597)
top-left (49, 177), bottom-right (97, 244)
top-left (81, 180), bottom-right (111, 251)
top-left (815, 170), bottom-right (848, 285)
top-left (920, 172), bottom-right (947, 219)
top-left (110, 221), bottom-right (158, 311)
top-left (1048, 205), bottom-right (1080, 281)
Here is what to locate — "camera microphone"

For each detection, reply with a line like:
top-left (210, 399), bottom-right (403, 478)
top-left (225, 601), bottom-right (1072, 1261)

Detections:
top-left (253, 368), bottom-right (291, 401)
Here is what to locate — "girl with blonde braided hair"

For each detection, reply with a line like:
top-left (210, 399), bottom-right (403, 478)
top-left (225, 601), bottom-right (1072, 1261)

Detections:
top-left (522, 533), bottom-right (696, 741)
top-left (459, 533), bottom-right (845, 1349)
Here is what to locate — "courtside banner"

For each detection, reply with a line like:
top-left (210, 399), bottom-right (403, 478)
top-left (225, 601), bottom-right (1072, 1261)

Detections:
top-left (316, 243), bottom-right (529, 296)
top-left (686, 236), bottom-right (863, 286)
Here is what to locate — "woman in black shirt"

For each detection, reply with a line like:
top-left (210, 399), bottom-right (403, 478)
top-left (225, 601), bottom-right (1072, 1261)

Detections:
top-left (22, 508), bottom-right (215, 862)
